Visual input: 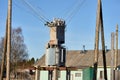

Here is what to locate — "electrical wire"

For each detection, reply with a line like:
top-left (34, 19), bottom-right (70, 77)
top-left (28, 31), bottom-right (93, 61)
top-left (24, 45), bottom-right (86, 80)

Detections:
top-left (14, 0), bottom-right (87, 25)
top-left (37, 7), bottom-right (50, 22)
top-left (64, 0), bottom-right (81, 19)
top-left (13, 0), bottom-right (46, 24)
top-left (64, 0), bottom-right (87, 24)
top-left (21, 0), bottom-right (47, 22)
top-left (67, 0), bottom-right (86, 24)
top-left (21, 0), bottom-right (49, 23)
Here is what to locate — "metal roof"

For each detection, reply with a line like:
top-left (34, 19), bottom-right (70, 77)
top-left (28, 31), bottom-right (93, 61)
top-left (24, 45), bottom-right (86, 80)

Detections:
top-left (34, 49), bottom-right (120, 68)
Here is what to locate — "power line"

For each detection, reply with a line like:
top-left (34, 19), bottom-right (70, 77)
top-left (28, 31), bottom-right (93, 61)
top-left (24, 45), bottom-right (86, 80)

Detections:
top-left (64, 0), bottom-right (87, 24)
top-left (13, 0), bottom-right (46, 24)
top-left (21, 0), bottom-right (47, 22)
top-left (20, 0), bottom-right (49, 23)
top-left (37, 7), bottom-right (50, 22)
top-left (14, 0), bottom-right (87, 25)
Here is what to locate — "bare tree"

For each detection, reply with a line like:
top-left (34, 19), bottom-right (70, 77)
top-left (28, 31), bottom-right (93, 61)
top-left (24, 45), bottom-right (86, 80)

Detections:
top-left (11, 27), bottom-right (28, 64)
top-left (0, 27), bottom-right (28, 73)
top-left (0, 38), bottom-right (4, 61)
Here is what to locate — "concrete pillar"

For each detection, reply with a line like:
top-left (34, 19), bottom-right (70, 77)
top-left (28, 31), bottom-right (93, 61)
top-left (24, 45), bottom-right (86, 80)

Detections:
top-left (35, 66), bottom-right (40, 80)
top-left (66, 70), bottom-right (70, 80)
top-left (48, 70), bottom-right (53, 80)
top-left (53, 66), bottom-right (58, 80)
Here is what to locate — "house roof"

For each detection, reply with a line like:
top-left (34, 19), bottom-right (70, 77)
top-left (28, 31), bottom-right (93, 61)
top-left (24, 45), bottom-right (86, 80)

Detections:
top-left (34, 49), bottom-right (120, 68)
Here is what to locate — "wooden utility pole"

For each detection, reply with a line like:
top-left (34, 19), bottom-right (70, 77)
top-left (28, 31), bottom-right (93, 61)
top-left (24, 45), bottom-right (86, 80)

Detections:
top-left (93, 0), bottom-right (100, 79)
top-left (100, 3), bottom-right (107, 80)
top-left (111, 32), bottom-right (115, 80)
top-left (6, 0), bottom-right (12, 80)
top-left (93, 0), bottom-right (107, 80)
top-left (115, 24), bottom-right (118, 69)
top-left (0, 19), bottom-right (8, 80)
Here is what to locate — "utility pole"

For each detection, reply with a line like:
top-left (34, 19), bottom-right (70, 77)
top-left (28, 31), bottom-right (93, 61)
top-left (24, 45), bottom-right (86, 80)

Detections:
top-left (0, 19), bottom-right (8, 80)
top-left (6, 0), bottom-right (12, 80)
top-left (111, 32), bottom-right (115, 80)
top-left (93, 0), bottom-right (107, 80)
top-left (100, 4), bottom-right (107, 80)
top-left (93, 0), bottom-right (101, 79)
top-left (115, 24), bottom-right (118, 69)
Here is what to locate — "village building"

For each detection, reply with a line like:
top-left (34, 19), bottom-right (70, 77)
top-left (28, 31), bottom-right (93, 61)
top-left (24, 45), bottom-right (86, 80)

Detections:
top-left (34, 49), bottom-right (120, 80)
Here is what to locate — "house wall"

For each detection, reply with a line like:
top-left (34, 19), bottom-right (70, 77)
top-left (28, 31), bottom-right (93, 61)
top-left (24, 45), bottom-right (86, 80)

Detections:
top-left (58, 71), bottom-right (66, 80)
top-left (58, 70), bottom-right (83, 80)
top-left (97, 68), bottom-right (111, 80)
top-left (38, 68), bottom-right (111, 80)
top-left (39, 70), bottom-right (82, 80)
top-left (70, 70), bottom-right (83, 80)
top-left (83, 67), bottom-right (93, 80)
top-left (40, 71), bottom-right (48, 80)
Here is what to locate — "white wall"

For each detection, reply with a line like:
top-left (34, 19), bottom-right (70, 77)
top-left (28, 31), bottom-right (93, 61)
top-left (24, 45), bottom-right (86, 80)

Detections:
top-left (58, 71), bottom-right (66, 80)
top-left (97, 68), bottom-right (111, 80)
top-left (39, 68), bottom-right (111, 80)
top-left (40, 71), bottom-right (48, 80)
top-left (70, 70), bottom-right (83, 80)
top-left (39, 70), bottom-right (83, 80)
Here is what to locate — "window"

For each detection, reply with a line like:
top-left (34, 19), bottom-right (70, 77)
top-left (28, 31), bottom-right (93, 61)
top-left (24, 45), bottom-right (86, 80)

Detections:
top-left (75, 73), bottom-right (81, 77)
top-left (58, 71), bottom-right (61, 78)
top-left (100, 71), bottom-right (104, 79)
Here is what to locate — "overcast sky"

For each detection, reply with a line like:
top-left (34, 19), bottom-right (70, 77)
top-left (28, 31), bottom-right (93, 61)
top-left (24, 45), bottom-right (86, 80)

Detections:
top-left (0, 0), bottom-right (120, 59)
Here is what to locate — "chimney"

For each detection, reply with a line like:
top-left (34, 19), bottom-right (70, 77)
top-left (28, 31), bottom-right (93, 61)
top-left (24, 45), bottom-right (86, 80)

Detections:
top-left (105, 46), bottom-right (108, 52)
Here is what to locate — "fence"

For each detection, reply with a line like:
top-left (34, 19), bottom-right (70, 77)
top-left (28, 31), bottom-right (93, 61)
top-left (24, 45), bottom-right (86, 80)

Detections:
top-left (114, 70), bottom-right (120, 80)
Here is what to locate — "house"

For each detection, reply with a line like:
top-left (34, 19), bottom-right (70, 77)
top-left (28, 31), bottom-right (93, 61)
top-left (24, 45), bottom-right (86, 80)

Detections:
top-left (34, 49), bottom-right (120, 80)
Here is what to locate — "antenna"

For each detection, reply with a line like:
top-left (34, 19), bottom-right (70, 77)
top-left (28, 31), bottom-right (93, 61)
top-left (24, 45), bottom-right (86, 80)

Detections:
top-left (83, 45), bottom-right (85, 51)
top-left (105, 46), bottom-right (108, 52)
